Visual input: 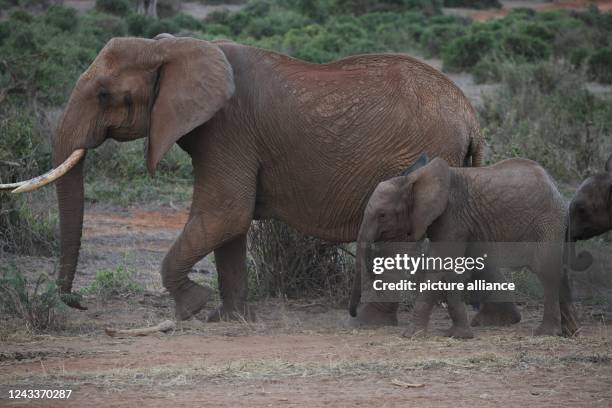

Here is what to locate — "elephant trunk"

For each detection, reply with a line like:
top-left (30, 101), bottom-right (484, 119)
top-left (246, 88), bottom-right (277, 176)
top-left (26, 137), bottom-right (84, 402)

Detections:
top-left (349, 220), bottom-right (377, 317)
top-left (55, 150), bottom-right (86, 295)
top-left (565, 223), bottom-right (593, 272)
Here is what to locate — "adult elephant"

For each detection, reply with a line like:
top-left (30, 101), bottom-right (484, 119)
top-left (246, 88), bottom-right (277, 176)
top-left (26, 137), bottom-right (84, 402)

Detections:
top-left (2, 36), bottom-right (484, 323)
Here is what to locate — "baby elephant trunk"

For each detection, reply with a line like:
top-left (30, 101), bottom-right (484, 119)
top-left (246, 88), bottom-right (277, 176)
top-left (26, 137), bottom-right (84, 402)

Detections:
top-left (350, 222), bottom-right (377, 317)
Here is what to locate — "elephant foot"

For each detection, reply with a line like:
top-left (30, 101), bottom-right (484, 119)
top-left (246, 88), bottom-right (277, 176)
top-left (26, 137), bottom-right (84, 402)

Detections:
top-left (207, 303), bottom-right (256, 322)
top-left (471, 302), bottom-right (521, 327)
top-left (173, 283), bottom-right (215, 321)
top-left (534, 321), bottom-right (562, 336)
top-left (345, 302), bottom-right (398, 328)
top-left (444, 325), bottom-right (474, 339)
top-left (60, 292), bottom-right (88, 310)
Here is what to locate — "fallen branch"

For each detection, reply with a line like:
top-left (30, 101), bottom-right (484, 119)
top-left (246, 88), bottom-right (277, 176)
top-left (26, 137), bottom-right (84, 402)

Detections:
top-left (104, 320), bottom-right (175, 337)
top-left (390, 379), bottom-right (425, 389)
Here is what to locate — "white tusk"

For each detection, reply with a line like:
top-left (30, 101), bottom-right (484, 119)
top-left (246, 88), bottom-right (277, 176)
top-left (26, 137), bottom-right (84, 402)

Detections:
top-left (10, 149), bottom-right (86, 194)
top-left (0, 181), bottom-right (26, 190)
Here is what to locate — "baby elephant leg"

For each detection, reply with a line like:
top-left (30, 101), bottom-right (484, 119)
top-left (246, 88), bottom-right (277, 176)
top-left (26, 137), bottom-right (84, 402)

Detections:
top-left (445, 291), bottom-right (474, 339)
top-left (471, 266), bottom-right (521, 327)
top-left (403, 290), bottom-right (437, 338)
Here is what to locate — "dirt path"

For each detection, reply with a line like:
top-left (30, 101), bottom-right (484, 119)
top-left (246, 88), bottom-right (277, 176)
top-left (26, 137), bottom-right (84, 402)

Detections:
top-left (1, 298), bottom-right (611, 406)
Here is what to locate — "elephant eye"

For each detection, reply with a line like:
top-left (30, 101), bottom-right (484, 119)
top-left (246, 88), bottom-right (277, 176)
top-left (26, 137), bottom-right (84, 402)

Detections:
top-left (97, 89), bottom-right (111, 105)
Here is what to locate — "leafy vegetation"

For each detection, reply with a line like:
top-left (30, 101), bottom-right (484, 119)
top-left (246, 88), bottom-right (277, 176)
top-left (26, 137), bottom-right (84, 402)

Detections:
top-left (0, 265), bottom-right (66, 332)
top-left (80, 264), bottom-right (144, 301)
top-left (248, 220), bottom-right (354, 302)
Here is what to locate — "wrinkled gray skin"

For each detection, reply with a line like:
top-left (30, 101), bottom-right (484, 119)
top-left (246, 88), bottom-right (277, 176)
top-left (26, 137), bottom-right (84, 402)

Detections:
top-left (569, 155), bottom-right (612, 244)
top-left (33, 36), bottom-right (487, 321)
top-left (350, 157), bottom-right (578, 338)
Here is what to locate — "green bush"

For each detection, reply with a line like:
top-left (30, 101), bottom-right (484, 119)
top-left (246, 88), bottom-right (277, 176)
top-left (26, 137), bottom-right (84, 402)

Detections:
top-left (81, 265), bottom-right (143, 301)
top-left (0, 110), bottom-right (56, 256)
top-left (0, 267), bottom-right (66, 332)
top-left (420, 23), bottom-right (466, 57)
top-left (144, 18), bottom-right (180, 38)
top-left (44, 5), bottom-right (78, 32)
top-left (480, 61), bottom-right (612, 182)
top-left (589, 47), bottom-right (612, 83)
top-left (95, 0), bottom-right (131, 17)
top-left (126, 13), bottom-right (156, 36)
top-left (442, 29), bottom-right (496, 71)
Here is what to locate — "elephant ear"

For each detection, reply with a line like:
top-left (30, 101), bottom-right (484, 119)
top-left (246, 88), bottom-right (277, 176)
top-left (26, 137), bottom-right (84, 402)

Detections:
top-left (407, 158), bottom-right (451, 240)
top-left (146, 38), bottom-right (235, 174)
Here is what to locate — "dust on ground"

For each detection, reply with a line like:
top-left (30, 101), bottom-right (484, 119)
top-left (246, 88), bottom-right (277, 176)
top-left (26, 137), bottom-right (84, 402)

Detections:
top-left (2, 204), bottom-right (612, 407)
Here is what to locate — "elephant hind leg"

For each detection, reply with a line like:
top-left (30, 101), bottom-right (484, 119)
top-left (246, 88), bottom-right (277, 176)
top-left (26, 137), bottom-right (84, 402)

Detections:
top-left (445, 291), bottom-right (474, 339)
top-left (207, 234), bottom-right (255, 322)
top-left (162, 212), bottom-right (251, 321)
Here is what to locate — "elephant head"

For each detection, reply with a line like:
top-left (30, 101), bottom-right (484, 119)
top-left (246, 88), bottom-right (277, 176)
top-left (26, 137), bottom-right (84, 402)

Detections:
top-left (566, 154), bottom-right (612, 270)
top-left (1, 37), bottom-right (235, 300)
top-left (349, 155), bottom-right (450, 316)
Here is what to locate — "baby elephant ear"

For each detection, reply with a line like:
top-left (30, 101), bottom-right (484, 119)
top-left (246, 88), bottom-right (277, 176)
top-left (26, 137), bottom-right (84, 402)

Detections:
top-left (605, 154), bottom-right (612, 173)
top-left (401, 154), bottom-right (429, 176)
top-left (409, 158), bottom-right (451, 240)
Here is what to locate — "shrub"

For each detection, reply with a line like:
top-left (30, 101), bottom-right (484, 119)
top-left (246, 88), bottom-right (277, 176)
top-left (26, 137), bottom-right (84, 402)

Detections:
top-left (95, 0), bottom-right (131, 17)
top-left (144, 18), bottom-right (180, 38)
top-left (0, 267), bottom-right (66, 332)
top-left (169, 13), bottom-right (205, 32)
top-left (420, 23), bottom-right (466, 57)
top-left (248, 220), bottom-right (354, 302)
top-left (500, 32), bottom-right (551, 61)
top-left (589, 47), bottom-right (612, 83)
top-left (0, 110), bottom-right (56, 256)
top-left (480, 61), bottom-right (612, 182)
top-left (442, 29), bottom-right (496, 71)
top-left (81, 265), bottom-right (143, 301)
top-left (44, 5), bottom-right (78, 31)
top-left (126, 13), bottom-right (156, 36)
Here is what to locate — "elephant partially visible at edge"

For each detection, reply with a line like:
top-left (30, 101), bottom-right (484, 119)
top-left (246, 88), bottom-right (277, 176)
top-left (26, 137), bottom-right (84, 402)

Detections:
top-left (349, 156), bottom-right (579, 338)
top-left (569, 155), bottom-right (612, 242)
top-left (3, 36), bottom-right (487, 324)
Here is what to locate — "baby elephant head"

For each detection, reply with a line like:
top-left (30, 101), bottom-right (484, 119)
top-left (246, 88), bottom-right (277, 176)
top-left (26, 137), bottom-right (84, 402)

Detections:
top-left (358, 155), bottom-right (451, 244)
top-left (569, 154), bottom-right (612, 241)
top-left (349, 155), bottom-right (451, 317)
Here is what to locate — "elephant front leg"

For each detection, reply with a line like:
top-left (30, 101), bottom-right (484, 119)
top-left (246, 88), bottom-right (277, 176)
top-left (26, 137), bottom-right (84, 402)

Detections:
top-left (346, 302), bottom-right (399, 327)
top-left (403, 291), bottom-right (437, 338)
top-left (445, 291), bottom-right (474, 339)
top-left (534, 272), bottom-right (562, 336)
top-left (560, 272), bottom-right (580, 336)
top-left (470, 266), bottom-right (521, 327)
top-left (161, 212), bottom-right (250, 321)
top-left (207, 234), bottom-right (255, 322)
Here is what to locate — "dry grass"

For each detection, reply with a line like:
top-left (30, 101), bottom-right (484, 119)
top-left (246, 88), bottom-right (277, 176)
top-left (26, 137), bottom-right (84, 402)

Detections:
top-left (4, 338), bottom-right (610, 389)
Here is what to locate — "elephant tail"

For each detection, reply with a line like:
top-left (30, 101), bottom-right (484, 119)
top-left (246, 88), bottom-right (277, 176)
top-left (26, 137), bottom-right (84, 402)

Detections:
top-left (349, 268), bottom-right (361, 317)
top-left (466, 128), bottom-right (484, 167)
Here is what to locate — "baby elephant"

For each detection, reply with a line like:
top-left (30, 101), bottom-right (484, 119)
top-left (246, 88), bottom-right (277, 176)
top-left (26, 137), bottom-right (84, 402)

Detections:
top-left (569, 154), bottom-right (612, 242)
top-left (350, 155), bottom-right (576, 338)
